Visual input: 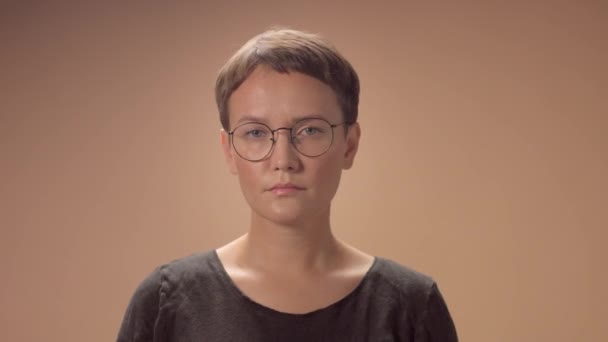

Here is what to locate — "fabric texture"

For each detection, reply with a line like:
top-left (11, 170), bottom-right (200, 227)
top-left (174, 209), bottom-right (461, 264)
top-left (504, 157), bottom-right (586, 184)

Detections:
top-left (117, 250), bottom-right (458, 342)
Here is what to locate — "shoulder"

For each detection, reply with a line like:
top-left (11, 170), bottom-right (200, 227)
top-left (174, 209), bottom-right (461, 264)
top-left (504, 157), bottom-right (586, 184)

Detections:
top-left (155, 250), bottom-right (221, 291)
top-left (160, 250), bottom-right (217, 275)
top-left (364, 257), bottom-right (438, 314)
top-left (117, 251), bottom-right (219, 341)
top-left (370, 257), bottom-right (436, 296)
top-left (128, 250), bottom-right (220, 303)
top-left (367, 257), bottom-right (459, 341)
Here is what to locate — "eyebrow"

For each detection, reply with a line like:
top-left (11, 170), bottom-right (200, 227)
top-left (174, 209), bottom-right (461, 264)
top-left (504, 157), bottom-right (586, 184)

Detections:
top-left (235, 114), bottom-right (330, 125)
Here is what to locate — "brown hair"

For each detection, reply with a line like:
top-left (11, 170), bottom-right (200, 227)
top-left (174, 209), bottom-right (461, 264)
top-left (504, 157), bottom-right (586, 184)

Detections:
top-left (215, 28), bottom-right (360, 130)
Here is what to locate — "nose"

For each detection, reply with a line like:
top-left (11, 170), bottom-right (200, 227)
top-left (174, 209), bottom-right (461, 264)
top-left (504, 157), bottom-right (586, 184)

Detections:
top-left (270, 128), bottom-right (300, 171)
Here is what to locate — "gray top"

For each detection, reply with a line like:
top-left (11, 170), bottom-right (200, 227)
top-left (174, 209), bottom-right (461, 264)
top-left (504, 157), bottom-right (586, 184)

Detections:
top-left (117, 250), bottom-right (458, 342)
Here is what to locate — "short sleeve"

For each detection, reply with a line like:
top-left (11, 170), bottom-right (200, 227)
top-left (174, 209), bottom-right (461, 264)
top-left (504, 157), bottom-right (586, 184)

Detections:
top-left (414, 282), bottom-right (459, 342)
top-left (116, 267), bottom-right (164, 342)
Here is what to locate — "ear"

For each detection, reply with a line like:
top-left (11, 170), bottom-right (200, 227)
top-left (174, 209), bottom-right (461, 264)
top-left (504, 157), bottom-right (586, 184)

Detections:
top-left (220, 129), bottom-right (238, 175)
top-left (342, 122), bottom-right (361, 170)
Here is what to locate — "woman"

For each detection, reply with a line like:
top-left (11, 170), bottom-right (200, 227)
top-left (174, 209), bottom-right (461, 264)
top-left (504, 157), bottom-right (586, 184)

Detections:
top-left (117, 28), bottom-right (458, 342)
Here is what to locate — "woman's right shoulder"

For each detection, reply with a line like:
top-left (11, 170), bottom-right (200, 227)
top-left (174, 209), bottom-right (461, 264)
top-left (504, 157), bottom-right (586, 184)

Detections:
top-left (117, 251), bottom-right (219, 341)
top-left (139, 250), bottom-right (220, 292)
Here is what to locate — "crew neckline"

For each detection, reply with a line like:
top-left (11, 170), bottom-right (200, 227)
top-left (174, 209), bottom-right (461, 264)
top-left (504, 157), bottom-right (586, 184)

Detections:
top-left (210, 249), bottom-right (379, 318)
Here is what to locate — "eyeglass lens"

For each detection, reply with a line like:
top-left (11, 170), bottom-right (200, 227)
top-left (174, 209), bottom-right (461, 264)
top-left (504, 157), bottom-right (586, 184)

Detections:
top-left (231, 118), bottom-right (335, 161)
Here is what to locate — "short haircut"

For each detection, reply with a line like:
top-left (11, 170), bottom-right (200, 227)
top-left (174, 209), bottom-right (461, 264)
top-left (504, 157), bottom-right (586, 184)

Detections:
top-left (215, 28), bottom-right (360, 130)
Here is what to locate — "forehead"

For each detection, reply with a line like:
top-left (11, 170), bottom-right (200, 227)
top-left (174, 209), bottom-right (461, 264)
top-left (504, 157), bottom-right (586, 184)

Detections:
top-left (227, 66), bottom-right (342, 126)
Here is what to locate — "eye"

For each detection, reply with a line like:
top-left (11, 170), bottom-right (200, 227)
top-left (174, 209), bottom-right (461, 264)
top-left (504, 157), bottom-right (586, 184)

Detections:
top-left (298, 126), bottom-right (322, 136)
top-left (246, 129), bottom-right (268, 138)
top-left (234, 123), bottom-right (270, 139)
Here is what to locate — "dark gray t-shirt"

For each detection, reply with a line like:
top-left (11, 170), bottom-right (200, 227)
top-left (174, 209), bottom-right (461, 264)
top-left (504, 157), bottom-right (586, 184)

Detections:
top-left (117, 251), bottom-right (458, 342)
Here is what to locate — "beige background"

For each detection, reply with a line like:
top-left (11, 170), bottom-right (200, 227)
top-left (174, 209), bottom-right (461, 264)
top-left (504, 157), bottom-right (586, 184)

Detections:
top-left (1, 1), bottom-right (606, 341)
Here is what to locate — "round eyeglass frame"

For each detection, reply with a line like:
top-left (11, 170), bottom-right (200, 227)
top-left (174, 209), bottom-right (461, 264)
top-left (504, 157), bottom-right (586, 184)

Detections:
top-left (228, 118), bottom-right (352, 162)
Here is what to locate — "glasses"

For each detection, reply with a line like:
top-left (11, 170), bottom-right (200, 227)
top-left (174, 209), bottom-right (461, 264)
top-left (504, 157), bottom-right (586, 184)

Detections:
top-left (228, 118), bottom-right (351, 161)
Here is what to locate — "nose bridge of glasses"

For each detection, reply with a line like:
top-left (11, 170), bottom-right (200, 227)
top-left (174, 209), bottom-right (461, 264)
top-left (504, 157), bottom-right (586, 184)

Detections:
top-left (270, 126), bottom-right (300, 157)
top-left (270, 127), bottom-right (295, 142)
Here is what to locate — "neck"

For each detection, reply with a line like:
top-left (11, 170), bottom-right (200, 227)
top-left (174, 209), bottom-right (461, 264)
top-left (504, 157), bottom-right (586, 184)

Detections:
top-left (235, 207), bottom-right (342, 275)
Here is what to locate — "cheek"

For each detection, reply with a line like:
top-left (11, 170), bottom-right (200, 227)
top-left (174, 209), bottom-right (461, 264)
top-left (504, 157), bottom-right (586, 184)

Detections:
top-left (312, 157), bottom-right (343, 197)
top-left (234, 160), bottom-right (261, 192)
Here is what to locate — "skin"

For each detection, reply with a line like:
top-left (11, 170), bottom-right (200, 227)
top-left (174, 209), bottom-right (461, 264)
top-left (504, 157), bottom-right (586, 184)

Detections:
top-left (217, 65), bottom-right (374, 314)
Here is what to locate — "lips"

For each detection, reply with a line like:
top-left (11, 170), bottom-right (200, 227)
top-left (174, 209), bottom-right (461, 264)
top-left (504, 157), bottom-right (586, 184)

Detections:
top-left (268, 183), bottom-right (305, 195)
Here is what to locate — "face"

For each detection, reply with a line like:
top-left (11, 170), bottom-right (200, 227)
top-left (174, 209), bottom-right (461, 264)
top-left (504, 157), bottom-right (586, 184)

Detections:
top-left (221, 65), bottom-right (361, 226)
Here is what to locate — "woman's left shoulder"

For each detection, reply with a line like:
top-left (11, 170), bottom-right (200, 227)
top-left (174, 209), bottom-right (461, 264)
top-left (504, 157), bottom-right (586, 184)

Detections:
top-left (364, 257), bottom-right (459, 340)
top-left (368, 257), bottom-right (437, 294)
top-left (364, 257), bottom-right (447, 311)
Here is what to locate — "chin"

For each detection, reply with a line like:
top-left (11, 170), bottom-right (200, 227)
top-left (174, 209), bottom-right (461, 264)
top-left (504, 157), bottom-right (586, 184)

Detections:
top-left (265, 207), bottom-right (308, 226)
top-left (269, 202), bottom-right (332, 226)
top-left (245, 191), bottom-right (331, 226)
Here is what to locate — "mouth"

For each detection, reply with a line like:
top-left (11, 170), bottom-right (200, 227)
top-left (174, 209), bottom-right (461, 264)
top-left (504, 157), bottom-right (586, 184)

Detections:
top-left (268, 183), bottom-right (305, 195)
